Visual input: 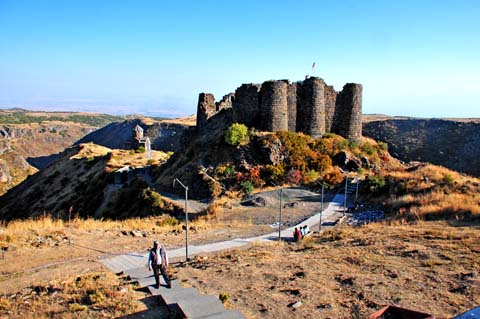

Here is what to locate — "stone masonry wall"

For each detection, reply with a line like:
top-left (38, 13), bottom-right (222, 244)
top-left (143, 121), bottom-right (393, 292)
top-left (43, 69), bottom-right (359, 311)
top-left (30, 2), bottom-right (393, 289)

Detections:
top-left (195, 77), bottom-right (362, 140)
top-left (332, 83), bottom-right (362, 141)
top-left (233, 84), bottom-right (261, 128)
top-left (324, 85), bottom-right (337, 133)
top-left (216, 93), bottom-right (235, 112)
top-left (196, 93), bottom-right (216, 128)
top-left (287, 83), bottom-right (298, 132)
top-left (259, 80), bottom-right (289, 131)
top-left (296, 77), bottom-right (326, 136)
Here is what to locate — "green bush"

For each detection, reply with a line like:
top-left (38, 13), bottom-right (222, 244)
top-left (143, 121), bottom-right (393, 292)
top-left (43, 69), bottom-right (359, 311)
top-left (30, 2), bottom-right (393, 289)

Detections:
top-left (443, 174), bottom-right (454, 185)
top-left (366, 175), bottom-right (386, 193)
top-left (136, 146), bottom-right (146, 153)
top-left (225, 123), bottom-right (249, 146)
top-left (360, 142), bottom-right (376, 155)
top-left (240, 180), bottom-right (254, 195)
top-left (348, 139), bottom-right (359, 149)
top-left (378, 141), bottom-right (388, 151)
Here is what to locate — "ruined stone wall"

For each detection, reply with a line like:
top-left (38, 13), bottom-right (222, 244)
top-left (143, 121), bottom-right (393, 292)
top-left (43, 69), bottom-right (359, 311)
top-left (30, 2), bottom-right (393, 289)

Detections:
top-left (324, 85), bottom-right (337, 133)
top-left (287, 83), bottom-right (297, 132)
top-left (332, 83), bottom-right (362, 141)
top-left (216, 93), bottom-right (235, 112)
top-left (232, 84), bottom-right (261, 127)
top-left (259, 80), bottom-right (289, 131)
top-left (196, 93), bottom-right (216, 129)
top-left (296, 77), bottom-right (326, 137)
top-left (195, 77), bottom-right (362, 140)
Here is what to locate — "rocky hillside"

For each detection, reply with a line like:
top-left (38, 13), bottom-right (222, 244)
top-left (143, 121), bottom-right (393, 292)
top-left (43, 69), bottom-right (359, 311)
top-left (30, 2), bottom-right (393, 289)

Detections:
top-left (0, 109), bottom-right (125, 195)
top-left (363, 117), bottom-right (480, 177)
top-left (0, 143), bottom-right (173, 220)
top-left (76, 117), bottom-right (193, 153)
top-left (152, 119), bottom-right (403, 199)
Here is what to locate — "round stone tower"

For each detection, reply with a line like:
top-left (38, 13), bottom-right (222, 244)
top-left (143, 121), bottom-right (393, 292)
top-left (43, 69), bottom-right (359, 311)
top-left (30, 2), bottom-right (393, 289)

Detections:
top-left (259, 80), bottom-right (289, 132)
top-left (296, 77), bottom-right (326, 137)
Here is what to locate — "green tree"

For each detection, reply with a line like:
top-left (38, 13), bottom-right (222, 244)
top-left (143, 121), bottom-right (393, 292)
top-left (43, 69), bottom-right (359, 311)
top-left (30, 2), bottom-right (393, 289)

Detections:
top-left (225, 123), bottom-right (249, 145)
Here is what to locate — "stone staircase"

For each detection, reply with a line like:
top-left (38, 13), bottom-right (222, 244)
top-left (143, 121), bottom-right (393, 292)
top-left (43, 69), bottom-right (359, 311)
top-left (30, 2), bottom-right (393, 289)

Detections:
top-left (123, 266), bottom-right (245, 319)
top-left (102, 193), bottom-right (348, 318)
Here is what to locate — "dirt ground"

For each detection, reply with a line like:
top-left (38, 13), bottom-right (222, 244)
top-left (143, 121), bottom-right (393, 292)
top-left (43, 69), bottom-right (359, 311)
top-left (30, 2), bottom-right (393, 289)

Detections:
top-left (171, 221), bottom-right (480, 319)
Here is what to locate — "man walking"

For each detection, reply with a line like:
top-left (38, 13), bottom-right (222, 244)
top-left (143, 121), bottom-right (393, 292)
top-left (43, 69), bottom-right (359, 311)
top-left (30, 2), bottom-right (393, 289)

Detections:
top-left (148, 240), bottom-right (171, 289)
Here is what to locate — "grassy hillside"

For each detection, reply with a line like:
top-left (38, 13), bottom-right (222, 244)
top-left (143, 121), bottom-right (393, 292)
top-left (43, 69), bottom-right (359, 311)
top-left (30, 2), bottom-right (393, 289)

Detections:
top-left (0, 143), bottom-right (173, 220)
top-left (0, 109), bottom-right (123, 126)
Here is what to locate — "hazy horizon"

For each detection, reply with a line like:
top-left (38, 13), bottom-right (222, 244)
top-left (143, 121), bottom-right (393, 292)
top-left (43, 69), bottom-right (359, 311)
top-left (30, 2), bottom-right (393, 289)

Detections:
top-left (1, 1), bottom-right (479, 118)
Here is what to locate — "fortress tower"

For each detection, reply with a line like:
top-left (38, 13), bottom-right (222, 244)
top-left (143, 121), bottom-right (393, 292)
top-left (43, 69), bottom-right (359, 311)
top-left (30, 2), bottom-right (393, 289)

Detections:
top-left (195, 76), bottom-right (362, 141)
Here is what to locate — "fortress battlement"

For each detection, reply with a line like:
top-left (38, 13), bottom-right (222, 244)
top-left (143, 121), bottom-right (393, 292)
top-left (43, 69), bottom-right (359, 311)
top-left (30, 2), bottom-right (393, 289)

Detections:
top-left (196, 77), bottom-right (362, 141)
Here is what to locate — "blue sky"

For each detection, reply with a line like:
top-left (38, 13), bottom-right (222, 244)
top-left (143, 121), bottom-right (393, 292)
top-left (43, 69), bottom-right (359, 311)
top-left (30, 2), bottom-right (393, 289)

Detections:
top-left (0, 0), bottom-right (479, 118)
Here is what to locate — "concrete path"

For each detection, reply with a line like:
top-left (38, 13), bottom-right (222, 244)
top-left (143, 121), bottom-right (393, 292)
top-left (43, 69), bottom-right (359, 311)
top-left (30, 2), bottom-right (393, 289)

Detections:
top-left (101, 192), bottom-right (347, 272)
top-left (101, 188), bottom-right (354, 318)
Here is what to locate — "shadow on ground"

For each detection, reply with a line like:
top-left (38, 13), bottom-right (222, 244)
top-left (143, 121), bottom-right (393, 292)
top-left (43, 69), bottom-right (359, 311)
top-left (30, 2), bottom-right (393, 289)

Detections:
top-left (115, 295), bottom-right (175, 319)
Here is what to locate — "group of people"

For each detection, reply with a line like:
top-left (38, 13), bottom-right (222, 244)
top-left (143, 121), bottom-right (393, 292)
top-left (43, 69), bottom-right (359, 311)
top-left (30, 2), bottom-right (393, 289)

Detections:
top-left (293, 225), bottom-right (310, 241)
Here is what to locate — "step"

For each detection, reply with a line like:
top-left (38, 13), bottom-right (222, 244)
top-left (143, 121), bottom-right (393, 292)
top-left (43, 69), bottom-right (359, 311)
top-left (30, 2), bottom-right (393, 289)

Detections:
top-left (178, 295), bottom-right (227, 319)
top-left (124, 266), bottom-right (151, 280)
top-left (158, 287), bottom-right (199, 305)
top-left (147, 280), bottom-right (183, 296)
top-left (202, 309), bottom-right (246, 319)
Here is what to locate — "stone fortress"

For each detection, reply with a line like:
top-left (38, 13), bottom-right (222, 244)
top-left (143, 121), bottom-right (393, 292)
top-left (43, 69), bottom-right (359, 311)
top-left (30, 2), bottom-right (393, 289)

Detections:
top-left (196, 76), bottom-right (362, 141)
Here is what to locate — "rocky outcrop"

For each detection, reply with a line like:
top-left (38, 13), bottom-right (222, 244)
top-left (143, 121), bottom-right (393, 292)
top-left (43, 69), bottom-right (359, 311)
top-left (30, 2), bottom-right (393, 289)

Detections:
top-left (363, 118), bottom-right (480, 177)
top-left (0, 161), bottom-right (11, 183)
top-left (76, 119), bottom-right (190, 153)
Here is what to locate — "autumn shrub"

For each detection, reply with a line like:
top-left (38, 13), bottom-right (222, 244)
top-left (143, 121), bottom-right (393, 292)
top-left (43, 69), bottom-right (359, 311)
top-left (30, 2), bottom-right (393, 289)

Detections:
top-left (263, 164), bottom-right (285, 184)
top-left (247, 166), bottom-right (264, 186)
top-left (225, 123), bottom-right (249, 146)
top-left (286, 168), bottom-right (302, 185)
top-left (323, 167), bottom-right (344, 186)
top-left (208, 180), bottom-right (223, 198)
top-left (310, 154), bottom-right (332, 173)
top-left (276, 131), bottom-right (312, 170)
top-left (303, 169), bottom-right (319, 184)
top-left (216, 163), bottom-right (236, 178)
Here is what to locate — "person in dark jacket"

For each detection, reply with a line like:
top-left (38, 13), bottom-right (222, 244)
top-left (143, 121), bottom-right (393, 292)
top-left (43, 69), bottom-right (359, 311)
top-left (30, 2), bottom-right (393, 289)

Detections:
top-left (148, 240), bottom-right (171, 289)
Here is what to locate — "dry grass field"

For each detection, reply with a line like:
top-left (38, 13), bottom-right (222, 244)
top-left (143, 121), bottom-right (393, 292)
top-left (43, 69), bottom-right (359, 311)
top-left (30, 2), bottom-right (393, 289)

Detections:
top-left (172, 221), bottom-right (480, 319)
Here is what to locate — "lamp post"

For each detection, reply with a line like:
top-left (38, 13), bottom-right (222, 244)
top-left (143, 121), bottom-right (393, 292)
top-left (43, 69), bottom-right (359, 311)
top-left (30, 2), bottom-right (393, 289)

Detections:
top-left (319, 181), bottom-right (324, 232)
top-left (173, 178), bottom-right (189, 261)
top-left (278, 188), bottom-right (283, 241)
top-left (355, 175), bottom-right (359, 201)
top-left (271, 182), bottom-right (283, 241)
top-left (343, 176), bottom-right (348, 217)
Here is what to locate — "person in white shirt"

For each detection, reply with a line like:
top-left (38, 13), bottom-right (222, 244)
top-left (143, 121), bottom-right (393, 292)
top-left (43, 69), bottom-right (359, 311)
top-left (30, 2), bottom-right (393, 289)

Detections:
top-left (147, 240), bottom-right (171, 289)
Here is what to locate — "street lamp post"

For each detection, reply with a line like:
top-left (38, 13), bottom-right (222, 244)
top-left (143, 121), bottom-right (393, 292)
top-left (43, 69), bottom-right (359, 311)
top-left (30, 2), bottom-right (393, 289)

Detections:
top-left (278, 188), bottom-right (283, 241)
top-left (343, 176), bottom-right (348, 217)
top-left (319, 182), bottom-right (324, 232)
top-left (173, 178), bottom-right (189, 261)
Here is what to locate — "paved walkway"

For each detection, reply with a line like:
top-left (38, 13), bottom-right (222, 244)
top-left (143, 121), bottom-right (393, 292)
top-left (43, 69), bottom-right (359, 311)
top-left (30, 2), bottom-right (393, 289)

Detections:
top-left (101, 192), bottom-right (347, 272)
top-left (100, 189), bottom-right (353, 318)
